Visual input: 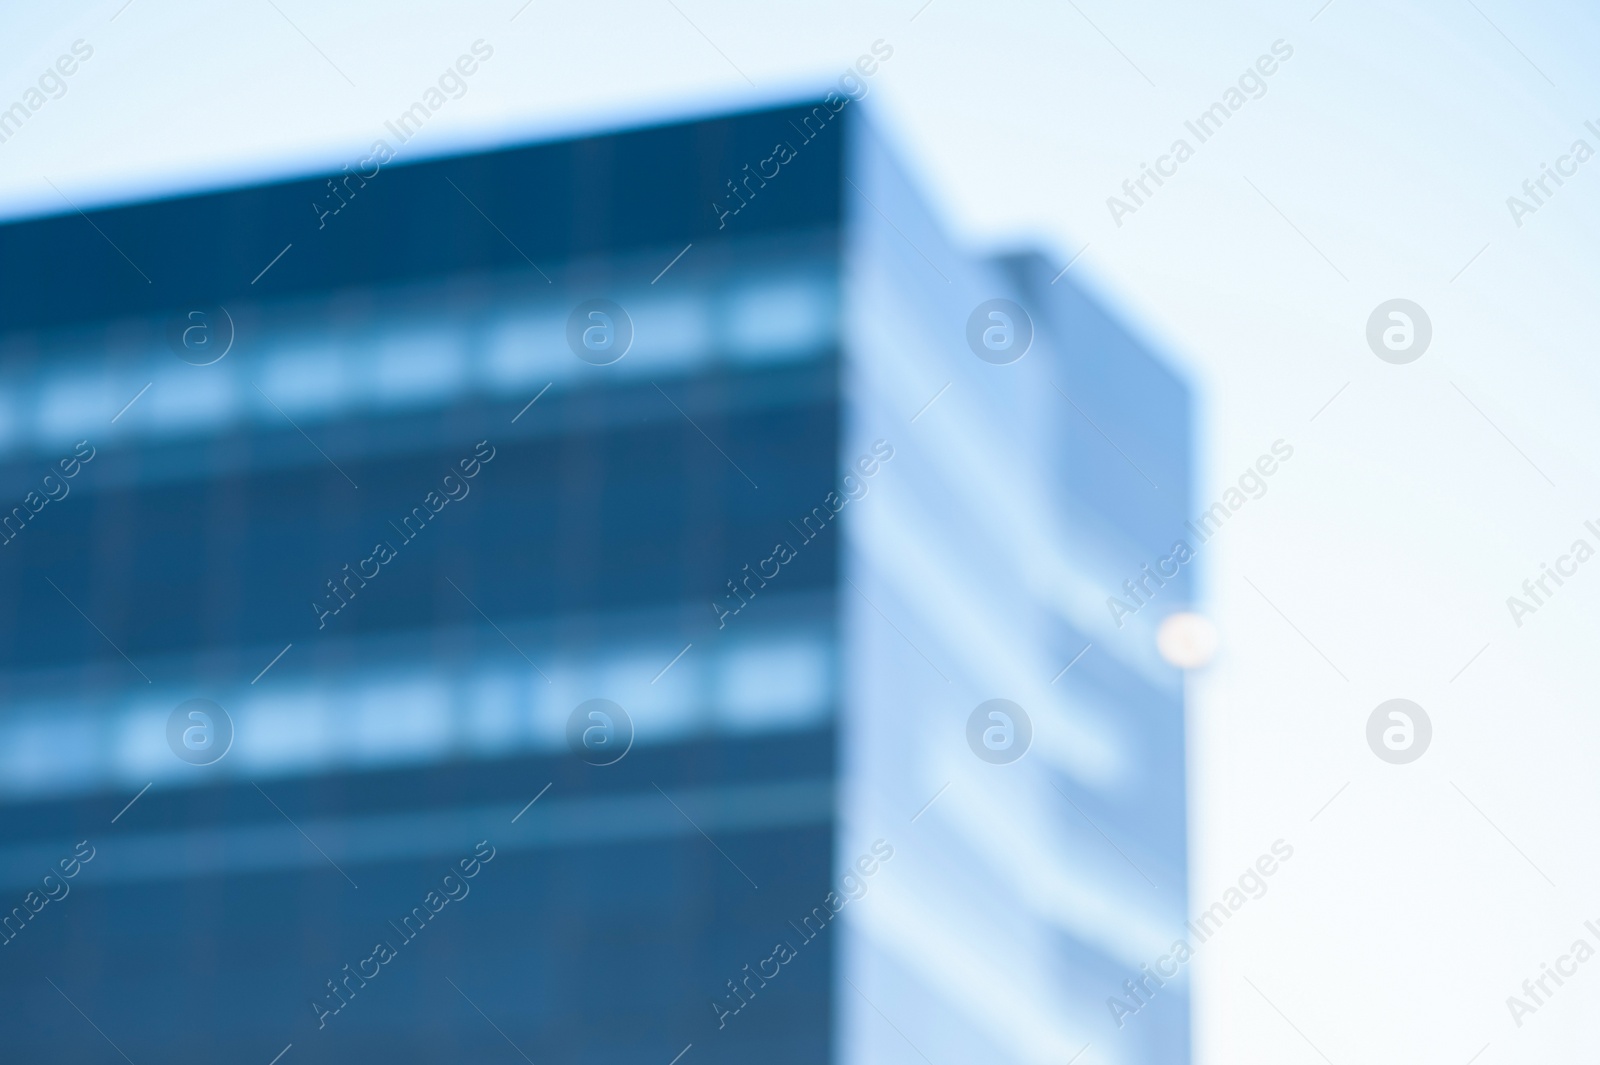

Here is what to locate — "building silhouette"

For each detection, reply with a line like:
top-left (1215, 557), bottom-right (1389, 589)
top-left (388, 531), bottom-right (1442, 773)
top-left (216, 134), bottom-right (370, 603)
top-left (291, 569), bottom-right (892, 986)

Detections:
top-left (0, 98), bottom-right (1192, 1065)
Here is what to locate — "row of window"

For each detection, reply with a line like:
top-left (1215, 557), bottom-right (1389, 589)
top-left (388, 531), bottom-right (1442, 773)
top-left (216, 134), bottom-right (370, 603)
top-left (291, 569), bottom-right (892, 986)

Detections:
top-left (0, 267), bottom-right (835, 456)
top-left (0, 623), bottom-right (832, 802)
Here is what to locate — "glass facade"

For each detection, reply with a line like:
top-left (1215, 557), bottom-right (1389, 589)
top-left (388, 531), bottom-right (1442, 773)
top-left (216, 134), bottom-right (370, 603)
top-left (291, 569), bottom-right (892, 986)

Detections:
top-left (0, 101), bottom-right (1191, 1065)
top-left (836, 121), bottom-right (1192, 1065)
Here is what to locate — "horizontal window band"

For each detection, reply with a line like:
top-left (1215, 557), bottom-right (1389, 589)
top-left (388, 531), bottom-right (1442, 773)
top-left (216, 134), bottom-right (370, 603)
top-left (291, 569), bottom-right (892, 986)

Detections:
top-left (0, 777), bottom-right (833, 892)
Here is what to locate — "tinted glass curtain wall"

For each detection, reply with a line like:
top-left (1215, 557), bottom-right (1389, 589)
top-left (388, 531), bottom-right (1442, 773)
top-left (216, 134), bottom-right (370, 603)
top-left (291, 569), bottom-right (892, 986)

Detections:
top-left (0, 101), bottom-right (1193, 1065)
top-left (0, 107), bottom-right (845, 1065)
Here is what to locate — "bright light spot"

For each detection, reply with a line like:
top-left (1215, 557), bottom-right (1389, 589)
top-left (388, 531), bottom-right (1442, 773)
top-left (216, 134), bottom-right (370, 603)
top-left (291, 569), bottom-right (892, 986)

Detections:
top-left (1157, 612), bottom-right (1218, 669)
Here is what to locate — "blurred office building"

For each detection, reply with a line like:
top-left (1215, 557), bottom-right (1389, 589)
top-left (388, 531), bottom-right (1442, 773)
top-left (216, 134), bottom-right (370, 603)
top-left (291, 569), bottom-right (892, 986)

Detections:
top-left (0, 96), bottom-right (1192, 1065)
